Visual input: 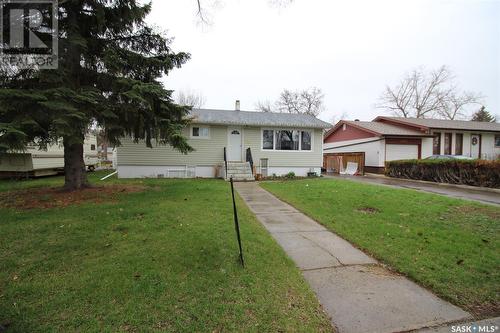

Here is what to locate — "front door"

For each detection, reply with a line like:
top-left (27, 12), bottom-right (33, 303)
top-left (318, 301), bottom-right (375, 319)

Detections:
top-left (470, 134), bottom-right (481, 159)
top-left (227, 127), bottom-right (242, 161)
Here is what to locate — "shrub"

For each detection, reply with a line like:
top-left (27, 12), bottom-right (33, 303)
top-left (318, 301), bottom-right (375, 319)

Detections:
top-left (264, 172), bottom-right (302, 181)
top-left (385, 159), bottom-right (500, 188)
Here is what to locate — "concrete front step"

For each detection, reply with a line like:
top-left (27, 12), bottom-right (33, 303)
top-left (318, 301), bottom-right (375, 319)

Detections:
top-left (225, 161), bottom-right (254, 181)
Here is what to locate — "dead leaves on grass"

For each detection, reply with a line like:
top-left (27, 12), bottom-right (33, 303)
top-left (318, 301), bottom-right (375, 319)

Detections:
top-left (449, 205), bottom-right (500, 220)
top-left (356, 207), bottom-right (380, 214)
top-left (0, 185), bottom-right (146, 210)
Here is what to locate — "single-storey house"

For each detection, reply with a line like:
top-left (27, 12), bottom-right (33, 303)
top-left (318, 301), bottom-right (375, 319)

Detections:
top-left (117, 106), bottom-right (330, 179)
top-left (323, 116), bottom-right (500, 173)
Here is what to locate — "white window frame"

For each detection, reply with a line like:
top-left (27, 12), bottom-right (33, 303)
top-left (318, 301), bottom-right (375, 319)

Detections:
top-left (190, 125), bottom-right (210, 139)
top-left (260, 128), bottom-right (314, 152)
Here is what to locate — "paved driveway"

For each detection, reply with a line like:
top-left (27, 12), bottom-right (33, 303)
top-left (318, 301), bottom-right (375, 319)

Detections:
top-left (325, 174), bottom-right (500, 206)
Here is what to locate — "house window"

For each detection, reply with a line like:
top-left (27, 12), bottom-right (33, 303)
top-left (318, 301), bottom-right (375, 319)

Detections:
top-left (262, 130), bottom-right (274, 150)
top-left (191, 126), bottom-right (209, 138)
top-left (444, 133), bottom-right (452, 155)
top-left (275, 130), bottom-right (300, 150)
top-left (433, 132), bottom-right (441, 155)
top-left (455, 133), bottom-right (463, 155)
top-left (90, 144), bottom-right (96, 151)
top-left (495, 135), bottom-right (500, 148)
top-left (262, 129), bottom-right (312, 151)
top-left (301, 131), bottom-right (312, 150)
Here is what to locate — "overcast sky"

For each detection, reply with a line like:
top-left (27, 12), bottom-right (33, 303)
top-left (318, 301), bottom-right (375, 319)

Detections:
top-left (148, 0), bottom-right (500, 123)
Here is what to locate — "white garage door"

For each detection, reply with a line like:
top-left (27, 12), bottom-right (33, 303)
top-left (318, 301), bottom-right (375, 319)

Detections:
top-left (386, 144), bottom-right (419, 161)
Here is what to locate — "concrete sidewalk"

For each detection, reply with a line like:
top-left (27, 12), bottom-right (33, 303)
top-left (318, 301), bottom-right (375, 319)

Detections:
top-left (234, 182), bottom-right (472, 333)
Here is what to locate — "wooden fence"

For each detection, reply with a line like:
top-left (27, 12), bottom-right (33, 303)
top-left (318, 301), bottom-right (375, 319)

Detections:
top-left (323, 152), bottom-right (365, 175)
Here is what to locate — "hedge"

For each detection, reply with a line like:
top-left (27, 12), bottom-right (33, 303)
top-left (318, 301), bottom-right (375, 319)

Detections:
top-left (385, 159), bottom-right (500, 188)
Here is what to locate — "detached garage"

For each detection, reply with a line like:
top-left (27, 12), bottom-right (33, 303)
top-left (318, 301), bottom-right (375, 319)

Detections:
top-left (323, 121), bottom-right (432, 173)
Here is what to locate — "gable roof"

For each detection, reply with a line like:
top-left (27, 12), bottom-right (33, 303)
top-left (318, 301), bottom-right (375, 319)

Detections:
top-left (374, 116), bottom-right (500, 132)
top-left (190, 108), bottom-right (331, 129)
top-left (324, 120), bottom-right (430, 138)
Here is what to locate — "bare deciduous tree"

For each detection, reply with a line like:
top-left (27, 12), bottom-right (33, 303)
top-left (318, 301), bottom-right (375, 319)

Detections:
top-left (438, 91), bottom-right (482, 120)
top-left (276, 89), bottom-right (302, 114)
top-left (255, 100), bottom-right (274, 112)
top-left (275, 87), bottom-right (325, 117)
top-left (299, 87), bottom-right (325, 116)
top-left (175, 89), bottom-right (206, 108)
top-left (256, 88), bottom-right (325, 116)
top-left (377, 66), bottom-right (480, 119)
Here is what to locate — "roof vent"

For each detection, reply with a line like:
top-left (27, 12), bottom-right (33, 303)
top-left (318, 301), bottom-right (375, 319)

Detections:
top-left (235, 100), bottom-right (240, 111)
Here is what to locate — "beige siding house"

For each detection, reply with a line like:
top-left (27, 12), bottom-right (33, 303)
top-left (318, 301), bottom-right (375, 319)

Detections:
top-left (117, 108), bottom-right (330, 179)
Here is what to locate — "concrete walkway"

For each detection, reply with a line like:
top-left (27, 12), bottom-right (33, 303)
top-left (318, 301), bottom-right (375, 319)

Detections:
top-left (324, 174), bottom-right (500, 206)
top-left (234, 182), bottom-right (472, 333)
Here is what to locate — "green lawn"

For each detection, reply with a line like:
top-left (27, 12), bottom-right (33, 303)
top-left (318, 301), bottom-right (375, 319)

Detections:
top-left (0, 172), bottom-right (332, 332)
top-left (261, 178), bottom-right (500, 317)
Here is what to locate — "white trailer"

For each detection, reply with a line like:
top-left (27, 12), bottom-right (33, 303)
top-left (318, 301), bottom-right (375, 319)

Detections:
top-left (0, 134), bottom-right (98, 177)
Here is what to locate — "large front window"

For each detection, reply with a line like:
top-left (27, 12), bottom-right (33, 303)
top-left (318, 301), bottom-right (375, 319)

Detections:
top-left (275, 130), bottom-right (300, 150)
top-left (262, 129), bottom-right (312, 151)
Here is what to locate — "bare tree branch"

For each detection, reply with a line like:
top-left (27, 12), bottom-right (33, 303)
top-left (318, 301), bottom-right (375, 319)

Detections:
top-left (300, 87), bottom-right (324, 116)
top-left (255, 100), bottom-right (274, 112)
top-left (194, 0), bottom-right (293, 26)
top-left (194, 0), bottom-right (220, 26)
top-left (273, 87), bottom-right (324, 117)
top-left (175, 89), bottom-right (206, 108)
top-left (276, 89), bottom-right (300, 113)
top-left (438, 91), bottom-right (483, 120)
top-left (377, 66), bottom-right (481, 119)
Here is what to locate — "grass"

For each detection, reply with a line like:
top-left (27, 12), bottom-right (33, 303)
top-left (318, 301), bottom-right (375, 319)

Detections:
top-left (260, 178), bottom-right (500, 317)
top-left (0, 172), bottom-right (332, 332)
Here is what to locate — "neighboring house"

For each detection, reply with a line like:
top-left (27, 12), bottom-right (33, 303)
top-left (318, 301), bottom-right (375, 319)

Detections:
top-left (116, 106), bottom-right (330, 179)
top-left (323, 116), bottom-right (500, 173)
top-left (0, 134), bottom-right (99, 177)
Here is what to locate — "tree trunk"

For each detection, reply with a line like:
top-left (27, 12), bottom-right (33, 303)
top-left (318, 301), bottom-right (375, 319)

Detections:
top-left (63, 137), bottom-right (89, 191)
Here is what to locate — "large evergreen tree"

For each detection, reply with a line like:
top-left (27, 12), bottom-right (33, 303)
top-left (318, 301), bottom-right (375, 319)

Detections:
top-left (471, 106), bottom-right (496, 122)
top-left (0, 0), bottom-right (192, 190)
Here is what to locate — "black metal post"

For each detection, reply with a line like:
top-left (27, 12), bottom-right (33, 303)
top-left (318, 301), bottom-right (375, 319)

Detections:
top-left (224, 147), bottom-right (228, 179)
top-left (230, 177), bottom-right (244, 268)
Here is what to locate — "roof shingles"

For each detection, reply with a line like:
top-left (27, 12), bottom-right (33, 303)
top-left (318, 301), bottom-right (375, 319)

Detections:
top-left (190, 108), bottom-right (331, 129)
top-left (345, 121), bottom-right (429, 136)
top-left (377, 117), bottom-right (500, 132)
